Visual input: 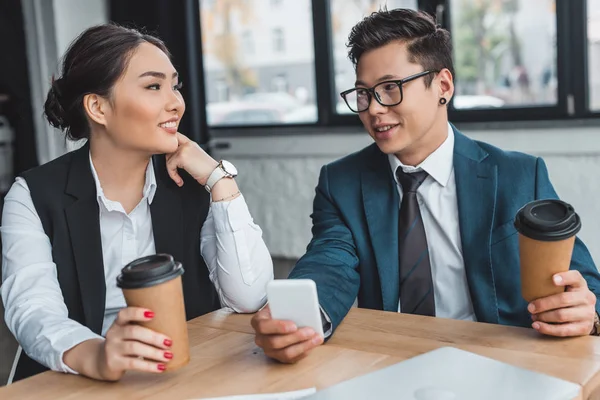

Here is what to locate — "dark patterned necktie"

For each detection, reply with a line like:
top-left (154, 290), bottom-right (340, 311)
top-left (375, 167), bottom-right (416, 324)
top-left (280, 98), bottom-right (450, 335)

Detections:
top-left (396, 168), bottom-right (435, 316)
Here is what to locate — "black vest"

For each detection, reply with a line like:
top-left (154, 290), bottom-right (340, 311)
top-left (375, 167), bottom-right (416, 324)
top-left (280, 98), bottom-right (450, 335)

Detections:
top-left (13, 144), bottom-right (220, 381)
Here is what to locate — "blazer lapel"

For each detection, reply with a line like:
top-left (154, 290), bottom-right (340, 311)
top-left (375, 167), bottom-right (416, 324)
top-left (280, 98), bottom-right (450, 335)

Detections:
top-left (453, 128), bottom-right (499, 324)
top-left (150, 155), bottom-right (184, 264)
top-left (361, 146), bottom-right (400, 312)
top-left (64, 144), bottom-right (106, 335)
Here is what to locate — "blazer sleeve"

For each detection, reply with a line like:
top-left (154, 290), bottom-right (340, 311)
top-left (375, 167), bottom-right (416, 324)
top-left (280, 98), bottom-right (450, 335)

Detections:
top-left (534, 157), bottom-right (600, 316)
top-left (288, 164), bottom-right (360, 334)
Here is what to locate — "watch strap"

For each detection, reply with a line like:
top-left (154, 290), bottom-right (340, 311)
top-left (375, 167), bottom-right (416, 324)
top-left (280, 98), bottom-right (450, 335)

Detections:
top-left (205, 162), bottom-right (227, 192)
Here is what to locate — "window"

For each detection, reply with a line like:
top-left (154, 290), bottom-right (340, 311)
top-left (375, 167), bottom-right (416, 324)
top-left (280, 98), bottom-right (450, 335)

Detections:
top-left (242, 30), bottom-right (254, 55)
top-left (329, 0), bottom-right (418, 115)
top-left (272, 28), bottom-right (285, 53)
top-left (271, 74), bottom-right (288, 92)
top-left (215, 78), bottom-right (229, 102)
top-left (588, 0), bottom-right (600, 111)
top-left (193, 0), bottom-right (599, 134)
top-left (450, 0), bottom-right (557, 110)
top-left (200, 0), bottom-right (316, 126)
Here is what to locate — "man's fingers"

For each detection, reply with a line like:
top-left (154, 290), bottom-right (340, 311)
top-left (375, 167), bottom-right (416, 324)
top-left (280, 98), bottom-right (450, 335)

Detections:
top-left (529, 291), bottom-right (581, 314)
top-left (259, 304), bottom-right (272, 319)
top-left (532, 321), bottom-right (592, 337)
top-left (252, 306), bottom-right (271, 323)
top-left (252, 317), bottom-right (297, 335)
top-left (553, 270), bottom-right (587, 289)
top-left (533, 306), bottom-right (591, 324)
top-left (255, 328), bottom-right (316, 350)
top-left (266, 335), bottom-right (323, 363)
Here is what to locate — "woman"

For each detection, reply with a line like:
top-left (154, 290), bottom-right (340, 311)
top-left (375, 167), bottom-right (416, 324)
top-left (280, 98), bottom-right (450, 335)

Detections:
top-left (0, 24), bottom-right (273, 382)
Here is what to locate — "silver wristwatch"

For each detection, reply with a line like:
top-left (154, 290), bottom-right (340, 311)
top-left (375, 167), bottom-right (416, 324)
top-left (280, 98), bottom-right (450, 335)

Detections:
top-left (205, 160), bottom-right (238, 192)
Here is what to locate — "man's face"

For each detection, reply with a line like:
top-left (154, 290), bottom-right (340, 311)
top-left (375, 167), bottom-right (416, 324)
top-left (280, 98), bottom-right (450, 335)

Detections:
top-left (354, 40), bottom-right (451, 161)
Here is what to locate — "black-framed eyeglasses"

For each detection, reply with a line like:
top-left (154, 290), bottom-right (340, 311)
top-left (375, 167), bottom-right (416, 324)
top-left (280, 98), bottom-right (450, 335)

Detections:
top-left (340, 70), bottom-right (438, 113)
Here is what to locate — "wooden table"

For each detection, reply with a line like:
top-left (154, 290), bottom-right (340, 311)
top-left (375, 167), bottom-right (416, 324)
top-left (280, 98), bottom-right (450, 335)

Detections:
top-left (3, 308), bottom-right (600, 399)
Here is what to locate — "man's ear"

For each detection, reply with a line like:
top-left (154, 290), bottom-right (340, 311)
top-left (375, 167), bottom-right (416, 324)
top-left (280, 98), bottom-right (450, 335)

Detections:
top-left (437, 68), bottom-right (454, 102)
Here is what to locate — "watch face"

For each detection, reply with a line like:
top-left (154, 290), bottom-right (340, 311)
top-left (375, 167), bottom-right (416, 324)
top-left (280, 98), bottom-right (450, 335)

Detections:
top-left (221, 160), bottom-right (238, 176)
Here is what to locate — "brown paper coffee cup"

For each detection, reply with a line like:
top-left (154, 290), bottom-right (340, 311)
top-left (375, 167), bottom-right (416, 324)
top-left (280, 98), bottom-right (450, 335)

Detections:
top-left (515, 200), bottom-right (581, 302)
top-left (117, 254), bottom-right (189, 371)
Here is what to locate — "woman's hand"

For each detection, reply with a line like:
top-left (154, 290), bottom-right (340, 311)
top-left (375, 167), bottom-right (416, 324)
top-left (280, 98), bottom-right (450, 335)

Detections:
top-left (64, 307), bottom-right (174, 381)
top-left (166, 133), bottom-right (218, 186)
top-left (95, 307), bottom-right (174, 381)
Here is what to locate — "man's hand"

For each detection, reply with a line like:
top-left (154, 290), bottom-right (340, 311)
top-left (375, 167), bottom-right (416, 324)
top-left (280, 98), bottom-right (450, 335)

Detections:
top-left (529, 270), bottom-right (597, 337)
top-left (251, 305), bottom-right (324, 363)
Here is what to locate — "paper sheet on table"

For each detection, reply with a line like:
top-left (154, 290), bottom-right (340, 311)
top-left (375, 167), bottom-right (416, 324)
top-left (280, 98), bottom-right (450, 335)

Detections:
top-left (192, 387), bottom-right (317, 400)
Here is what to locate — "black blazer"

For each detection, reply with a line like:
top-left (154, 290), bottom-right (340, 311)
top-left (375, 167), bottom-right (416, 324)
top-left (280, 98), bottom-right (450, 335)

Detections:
top-left (13, 144), bottom-right (220, 381)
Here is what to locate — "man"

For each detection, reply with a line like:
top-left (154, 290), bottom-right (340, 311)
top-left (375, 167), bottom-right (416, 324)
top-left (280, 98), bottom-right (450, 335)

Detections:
top-left (252, 8), bottom-right (600, 363)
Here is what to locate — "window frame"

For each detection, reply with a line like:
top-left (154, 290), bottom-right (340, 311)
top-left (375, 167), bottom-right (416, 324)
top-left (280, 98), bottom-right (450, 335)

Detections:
top-left (190, 0), bottom-right (599, 137)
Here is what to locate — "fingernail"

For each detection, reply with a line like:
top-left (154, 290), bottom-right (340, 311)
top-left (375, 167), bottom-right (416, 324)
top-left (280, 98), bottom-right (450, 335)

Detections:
top-left (285, 323), bottom-right (297, 333)
top-left (144, 311), bottom-right (155, 319)
top-left (304, 328), bottom-right (316, 338)
top-left (554, 275), bottom-right (563, 284)
top-left (158, 364), bottom-right (166, 371)
top-left (164, 352), bottom-right (173, 359)
top-left (531, 314), bottom-right (537, 321)
top-left (164, 339), bottom-right (173, 347)
top-left (312, 335), bottom-right (323, 345)
top-left (528, 303), bottom-right (535, 313)
top-left (532, 322), bottom-right (540, 330)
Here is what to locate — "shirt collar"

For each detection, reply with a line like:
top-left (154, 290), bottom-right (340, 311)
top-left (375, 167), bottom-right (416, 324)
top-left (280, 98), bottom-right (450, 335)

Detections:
top-left (388, 123), bottom-right (454, 187)
top-left (88, 152), bottom-right (157, 207)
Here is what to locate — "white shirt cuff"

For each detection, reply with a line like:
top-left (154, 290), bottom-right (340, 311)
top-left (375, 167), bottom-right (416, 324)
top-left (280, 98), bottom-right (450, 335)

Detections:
top-left (52, 328), bottom-right (104, 374)
top-left (320, 306), bottom-right (333, 339)
top-left (210, 194), bottom-right (254, 233)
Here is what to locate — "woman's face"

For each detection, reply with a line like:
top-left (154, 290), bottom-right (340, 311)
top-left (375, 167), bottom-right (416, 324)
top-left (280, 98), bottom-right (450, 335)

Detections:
top-left (101, 42), bottom-right (185, 154)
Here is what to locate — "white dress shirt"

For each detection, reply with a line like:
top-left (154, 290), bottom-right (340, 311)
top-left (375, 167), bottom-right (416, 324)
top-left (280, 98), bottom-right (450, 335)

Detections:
top-left (1, 155), bottom-right (273, 375)
top-left (389, 123), bottom-right (476, 321)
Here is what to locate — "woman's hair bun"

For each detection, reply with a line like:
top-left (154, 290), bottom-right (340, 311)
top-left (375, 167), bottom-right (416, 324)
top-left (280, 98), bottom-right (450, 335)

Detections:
top-left (44, 77), bottom-right (70, 131)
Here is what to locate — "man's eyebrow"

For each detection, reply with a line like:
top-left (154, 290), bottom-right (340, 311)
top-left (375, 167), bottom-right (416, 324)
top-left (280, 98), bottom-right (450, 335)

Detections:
top-left (354, 74), bottom-right (400, 86)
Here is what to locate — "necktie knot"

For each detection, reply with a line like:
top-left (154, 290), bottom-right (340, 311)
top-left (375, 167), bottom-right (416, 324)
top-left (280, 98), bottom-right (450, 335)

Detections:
top-left (396, 168), bottom-right (428, 193)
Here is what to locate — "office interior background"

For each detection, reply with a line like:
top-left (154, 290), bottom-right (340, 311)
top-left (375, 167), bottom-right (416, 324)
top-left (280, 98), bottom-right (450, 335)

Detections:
top-left (1, 0), bottom-right (599, 386)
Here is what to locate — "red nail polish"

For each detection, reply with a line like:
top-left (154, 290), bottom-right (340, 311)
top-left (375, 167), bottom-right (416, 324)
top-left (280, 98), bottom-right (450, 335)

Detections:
top-left (158, 364), bottom-right (166, 371)
top-left (164, 339), bottom-right (173, 347)
top-left (164, 352), bottom-right (173, 359)
top-left (144, 311), bottom-right (155, 319)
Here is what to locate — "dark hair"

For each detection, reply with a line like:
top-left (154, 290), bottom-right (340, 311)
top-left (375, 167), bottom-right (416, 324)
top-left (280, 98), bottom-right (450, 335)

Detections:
top-left (347, 8), bottom-right (454, 87)
top-left (44, 23), bottom-right (170, 140)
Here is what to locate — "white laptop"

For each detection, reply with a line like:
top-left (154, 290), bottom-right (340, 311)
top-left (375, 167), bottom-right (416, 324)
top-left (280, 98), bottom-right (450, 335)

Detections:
top-left (303, 347), bottom-right (581, 400)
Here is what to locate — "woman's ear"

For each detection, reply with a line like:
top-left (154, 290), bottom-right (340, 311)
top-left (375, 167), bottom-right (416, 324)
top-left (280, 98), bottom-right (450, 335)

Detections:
top-left (83, 93), bottom-right (109, 127)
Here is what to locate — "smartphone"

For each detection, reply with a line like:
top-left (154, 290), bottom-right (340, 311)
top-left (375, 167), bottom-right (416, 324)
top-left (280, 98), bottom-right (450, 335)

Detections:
top-left (266, 279), bottom-right (324, 337)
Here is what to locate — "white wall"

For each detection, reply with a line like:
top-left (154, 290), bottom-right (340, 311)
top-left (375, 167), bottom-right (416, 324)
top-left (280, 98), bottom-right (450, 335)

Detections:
top-left (212, 126), bottom-right (600, 265)
top-left (53, 0), bottom-right (108, 57)
top-left (21, 0), bottom-right (108, 164)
